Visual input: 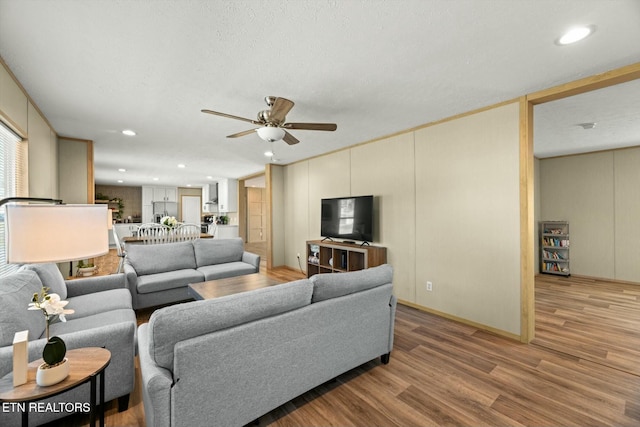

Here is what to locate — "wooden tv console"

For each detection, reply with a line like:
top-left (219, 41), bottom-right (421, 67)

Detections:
top-left (306, 240), bottom-right (387, 278)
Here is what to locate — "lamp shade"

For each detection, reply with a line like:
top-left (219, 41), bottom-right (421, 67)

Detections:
top-left (256, 126), bottom-right (285, 142)
top-left (6, 204), bottom-right (109, 264)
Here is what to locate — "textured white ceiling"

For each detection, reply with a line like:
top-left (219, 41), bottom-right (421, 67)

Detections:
top-left (1, 0), bottom-right (639, 186)
top-left (535, 79), bottom-right (640, 158)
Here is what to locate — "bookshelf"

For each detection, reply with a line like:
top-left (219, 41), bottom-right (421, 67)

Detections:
top-left (306, 240), bottom-right (387, 278)
top-left (540, 221), bottom-right (570, 276)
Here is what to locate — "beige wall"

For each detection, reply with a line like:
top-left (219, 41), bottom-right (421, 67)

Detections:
top-left (281, 102), bottom-right (522, 336)
top-left (539, 147), bottom-right (640, 282)
top-left (27, 102), bottom-right (58, 198)
top-left (268, 165), bottom-right (286, 267)
top-left (414, 103), bottom-right (521, 335)
top-left (614, 148), bottom-right (640, 281)
top-left (59, 138), bottom-right (90, 203)
top-left (1, 59), bottom-right (77, 201)
top-left (0, 62), bottom-right (28, 135)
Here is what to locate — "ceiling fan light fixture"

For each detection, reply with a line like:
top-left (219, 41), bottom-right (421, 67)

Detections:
top-left (257, 126), bottom-right (285, 142)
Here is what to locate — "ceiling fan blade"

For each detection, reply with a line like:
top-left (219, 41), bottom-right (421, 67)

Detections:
top-left (227, 128), bottom-right (258, 138)
top-left (201, 109), bottom-right (261, 125)
top-left (283, 122), bottom-right (337, 131)
top-left (283, 131), bottom-right (299, 145)
top-left (269, 98), bottom-right (295, 124)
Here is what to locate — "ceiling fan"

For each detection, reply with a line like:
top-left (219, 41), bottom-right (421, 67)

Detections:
top-left (201, 96), bottom-right (337, 145)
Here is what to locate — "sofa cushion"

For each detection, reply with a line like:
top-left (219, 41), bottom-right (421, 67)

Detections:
top-left (137, 269), bottom-right (204, 294)
top-left (197, 262), bottom-right (258, 281)
top-left (193, 237), bottom-right (244, 267)
top-left (148, 278), bottom-right (313, 370)
top-left (310, 264), bottom-right (393, 303)
top-left (0, 270), bottom-right (46, 346)
top-left (67, 289), bottom-right (133, 319)
top-left (126, 242), bottom-right (197, 275)
top-left (48, 308), bottom-right (136, 336)
top-left (22, 263), bottom-right (67, 300)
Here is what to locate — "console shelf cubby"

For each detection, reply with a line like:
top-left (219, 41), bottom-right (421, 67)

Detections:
top-left (306, 240), bottom-right (387, 278)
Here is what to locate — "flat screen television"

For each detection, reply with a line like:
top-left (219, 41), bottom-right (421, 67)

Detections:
top-left (321, 195), bottom-right (374, 243)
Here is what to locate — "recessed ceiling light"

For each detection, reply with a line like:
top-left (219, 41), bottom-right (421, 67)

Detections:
top-left (206, 176), bottom-right (213, 180)
top-left (177, 164), bottom-right (186, 168)
top-left (118, 168), bottom-right (126, 172)
top-left (186, 184), bottom-right (192, 187)
top-left (153, 177), bottom-right (159, 181)
top-left (122, 129), bottom-right (136, 136)
top-left (556, 25), bottom-right (595, 45)
top-left (264, 150), bottom-right (274, 157)
top-left (117, 180), bottom-right (123, 183)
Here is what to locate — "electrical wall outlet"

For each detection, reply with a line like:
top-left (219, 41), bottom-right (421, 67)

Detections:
top-left (426, 281), bottom-right (433, 291)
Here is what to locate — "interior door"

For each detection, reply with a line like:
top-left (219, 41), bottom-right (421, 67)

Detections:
top-left (247, 187), bottom-right (266, 242)
top-left (181, 195), bottom-right (201, 225)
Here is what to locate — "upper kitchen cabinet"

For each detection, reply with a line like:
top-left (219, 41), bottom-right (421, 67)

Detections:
top-left (217, 179), bottom-right (238, 213)
top-left (0, 61), bottom-right (28, 135)
top-left (152, 186), bottom-right (177, 202)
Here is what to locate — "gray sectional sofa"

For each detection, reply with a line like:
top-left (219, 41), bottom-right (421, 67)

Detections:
top-left (0, 263), bottom-right (136, 427)
top-left (123, 237), bottom-right (260, 309)
top-left (137, 264), bottom-right (396, 427)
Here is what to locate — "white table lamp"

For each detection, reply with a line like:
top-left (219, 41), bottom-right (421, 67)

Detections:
top-left (5, 204), bottom-right (109, 264)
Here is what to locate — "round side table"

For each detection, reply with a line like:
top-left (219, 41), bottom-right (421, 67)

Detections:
top-left (0, 347), bottom-right (111, 427)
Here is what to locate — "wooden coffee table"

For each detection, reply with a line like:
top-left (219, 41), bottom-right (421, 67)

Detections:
top-left (188, 273), bottom-right (282, 300)
top-left (0, 347), bottom-right (110, 427)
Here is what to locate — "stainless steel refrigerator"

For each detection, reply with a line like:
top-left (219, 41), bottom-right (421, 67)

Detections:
top-left (152, 201), bottom-right (178, 222)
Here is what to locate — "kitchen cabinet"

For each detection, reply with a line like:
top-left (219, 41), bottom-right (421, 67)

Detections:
top-left (217, 179), bottom-right (238, 212)
top-left (142, 186), bottom-right (154, 223)
top-left (216, 225), bottom-right (239, 239)
top-left (153, 187), bottom-right (177, 202)
top-left (109, 223), bottom-right (138, 246)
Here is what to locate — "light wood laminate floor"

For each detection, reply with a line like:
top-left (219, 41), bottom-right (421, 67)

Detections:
top-left (52, 255), bottom-right (640, 426)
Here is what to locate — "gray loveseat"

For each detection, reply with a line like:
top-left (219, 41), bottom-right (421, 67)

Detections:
top-left (124, 237), bottom-right (260, 309)
top-left (137, 264), bottom-right (396, 427)
top-left (0, 263), bottom-right (136, 427)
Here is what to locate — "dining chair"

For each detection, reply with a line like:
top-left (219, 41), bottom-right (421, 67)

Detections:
top-left (173, 223), bottom-right (201, 242)
top-left (137, 223), bottom-right (170, 245)
top-left (129, 224), bottom-right (140, 237)
top-left (112, 227), bottom-right (126, 273)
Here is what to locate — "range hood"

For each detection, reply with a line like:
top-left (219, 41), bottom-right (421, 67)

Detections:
top-left (203, 183), bottom-right (218, 212)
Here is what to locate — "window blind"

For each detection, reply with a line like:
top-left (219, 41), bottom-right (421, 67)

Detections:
top-left (0, 121), bottom-right (24, 277)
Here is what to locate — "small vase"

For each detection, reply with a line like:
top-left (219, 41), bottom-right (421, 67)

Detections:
top-left (36, 358), bottom-right (69, 387)
top-left (77, 266), bottom-right (97, 277)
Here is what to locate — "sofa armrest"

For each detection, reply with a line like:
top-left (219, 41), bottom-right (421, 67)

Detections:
top-left (65, 273), bottom-right (126, 297)
top-left (138, 323), bottom-right (173, 427)
top-left (242, 251), bottom-right (260, 272)
top-left (1, 321), bottom-right (136, 392)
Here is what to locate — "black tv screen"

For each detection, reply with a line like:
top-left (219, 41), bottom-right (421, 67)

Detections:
top-left (321, 195), bottom-right (374, 242)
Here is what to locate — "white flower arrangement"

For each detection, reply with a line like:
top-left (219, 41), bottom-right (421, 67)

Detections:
top-left (28, 287), bottom-right (75, 367)
top-left (161, 215), bottom-right (178, 228)
top-left (28, 287), bottom-right (75, 336)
